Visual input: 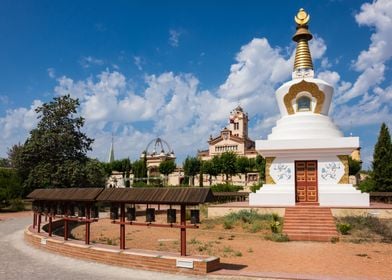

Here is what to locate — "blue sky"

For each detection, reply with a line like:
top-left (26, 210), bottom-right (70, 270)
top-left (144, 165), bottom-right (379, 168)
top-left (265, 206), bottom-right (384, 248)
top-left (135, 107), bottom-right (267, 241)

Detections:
top-left (1, 0), bottom-right (391, 168)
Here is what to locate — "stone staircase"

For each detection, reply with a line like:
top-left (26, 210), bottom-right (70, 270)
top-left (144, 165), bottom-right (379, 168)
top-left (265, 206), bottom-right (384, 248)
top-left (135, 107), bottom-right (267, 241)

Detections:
top-left (283, 207), bottom-right (339, 242)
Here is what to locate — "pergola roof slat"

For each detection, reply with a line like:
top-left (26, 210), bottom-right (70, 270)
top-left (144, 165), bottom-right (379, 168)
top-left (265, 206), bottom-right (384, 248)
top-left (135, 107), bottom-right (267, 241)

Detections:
top-left (27, 187), bottom-right (215, 205)
top-left (96, 187), bottom-right (214, 205)
top-left (27, 188), bottom-right (104, 201)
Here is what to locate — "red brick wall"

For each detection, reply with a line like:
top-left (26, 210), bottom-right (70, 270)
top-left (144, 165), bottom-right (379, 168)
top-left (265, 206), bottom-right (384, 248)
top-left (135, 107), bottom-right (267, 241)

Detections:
top-left (25, 226), bottom-right (220, 274)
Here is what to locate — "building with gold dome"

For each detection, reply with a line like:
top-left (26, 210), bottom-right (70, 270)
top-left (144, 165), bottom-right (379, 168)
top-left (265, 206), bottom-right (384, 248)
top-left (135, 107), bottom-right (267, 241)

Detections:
top-left (249, 9), bottom-right (369, 206)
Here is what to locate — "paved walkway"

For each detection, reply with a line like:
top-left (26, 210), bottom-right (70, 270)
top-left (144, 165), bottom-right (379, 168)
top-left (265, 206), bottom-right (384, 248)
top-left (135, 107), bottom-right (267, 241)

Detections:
top-left (0, 214), bottom-right (205, 280)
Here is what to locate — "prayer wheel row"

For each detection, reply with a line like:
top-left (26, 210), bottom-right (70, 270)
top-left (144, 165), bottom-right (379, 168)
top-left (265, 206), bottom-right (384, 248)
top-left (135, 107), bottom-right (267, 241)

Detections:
top-left (110, 206), bottom-right (200, 224)
top-left (32, 201), bottom-right (99, 218)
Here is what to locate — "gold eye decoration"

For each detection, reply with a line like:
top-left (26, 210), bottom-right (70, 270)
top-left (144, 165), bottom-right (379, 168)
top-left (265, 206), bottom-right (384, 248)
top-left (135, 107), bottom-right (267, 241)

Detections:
top-left (295, 8), bottom-right (310, 26)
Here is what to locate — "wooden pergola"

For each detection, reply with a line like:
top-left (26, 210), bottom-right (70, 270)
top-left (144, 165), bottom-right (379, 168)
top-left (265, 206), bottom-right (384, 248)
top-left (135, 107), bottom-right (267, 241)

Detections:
top-left (28, 187), bottom-right (214, 256)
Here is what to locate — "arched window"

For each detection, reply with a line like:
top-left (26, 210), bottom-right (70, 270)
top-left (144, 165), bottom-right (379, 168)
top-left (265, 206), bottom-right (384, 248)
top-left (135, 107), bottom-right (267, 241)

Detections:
top-left (297, 96), bottom-right (311, 111)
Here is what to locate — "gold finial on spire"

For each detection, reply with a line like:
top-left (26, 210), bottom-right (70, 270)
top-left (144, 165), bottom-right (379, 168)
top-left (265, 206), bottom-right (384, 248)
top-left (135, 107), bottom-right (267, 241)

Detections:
top-left (295, 8), bottom-right (310, 26)
top-left (292, 8), bottom-right (313, 74)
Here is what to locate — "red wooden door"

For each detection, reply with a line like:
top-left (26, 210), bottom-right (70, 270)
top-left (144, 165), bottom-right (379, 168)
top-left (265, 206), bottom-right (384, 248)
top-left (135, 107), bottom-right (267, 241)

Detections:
top-left (295, 161), bottom-right (318, 203)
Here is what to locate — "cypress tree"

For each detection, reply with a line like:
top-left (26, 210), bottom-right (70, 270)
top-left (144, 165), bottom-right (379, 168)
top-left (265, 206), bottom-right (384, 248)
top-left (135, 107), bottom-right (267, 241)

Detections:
top-left (372, 123), bottom-right (392, 191)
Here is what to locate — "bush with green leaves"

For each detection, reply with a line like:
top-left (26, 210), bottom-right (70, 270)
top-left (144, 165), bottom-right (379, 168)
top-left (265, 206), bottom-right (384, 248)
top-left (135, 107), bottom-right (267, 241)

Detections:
top-left (249, 183), bottom-right (262, 193)
top-left (265, 233), bottom-right (289, 242)
top-left (210, 183), bottom-right (243, 192)
top-left (0, 168), bottom-right (23, 208)
top-left (337, 223), bottom-right (352, 235)
top-left (9, 198), bottom-right (25, 212)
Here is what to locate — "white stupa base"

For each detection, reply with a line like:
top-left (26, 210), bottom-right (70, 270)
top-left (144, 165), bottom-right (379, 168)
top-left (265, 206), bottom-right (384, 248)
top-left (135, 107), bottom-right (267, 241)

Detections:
top-left (249, 184), bottom-right (295, 206)
top-left (249, 184), bottom-right (370, 207)
top-left (318, 184), bottom-right (370, 207)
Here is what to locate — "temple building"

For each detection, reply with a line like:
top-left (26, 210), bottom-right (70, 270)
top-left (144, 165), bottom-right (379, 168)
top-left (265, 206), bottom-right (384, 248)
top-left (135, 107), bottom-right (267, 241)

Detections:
top-left (197, 106), bottom-right (259, 187)
top-left (249, 9), bottom-right (369, 206)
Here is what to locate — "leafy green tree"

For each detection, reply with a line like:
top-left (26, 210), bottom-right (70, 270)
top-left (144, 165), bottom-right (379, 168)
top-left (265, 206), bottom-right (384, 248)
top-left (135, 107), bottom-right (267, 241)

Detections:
top-left (255, 155), bottom-right (266, 183)
top-left (132, 159), bottom-right (147, 183)
top-left (0, 168), bottom-right (23, 208)
top-left (84, 159), bottom-right (107, 187)
top-left (15, 95), bottom-right (96, 192)
top-left (348, 156), bottom-right (362, 176)
top-left (236, 156), bottom-right (251, 186)
top-left (0, 158), bottom-right (10, 168)
top-left (159, 160), bottom-right (176, 186)
top-left (220, 151), bottom-right (237, 183)
top-left (183, 156), bottom-right (201, 186)
top-left (201, 159), bottom-right (220, 186)
top-left (372, 123), bottom-right (392, 191)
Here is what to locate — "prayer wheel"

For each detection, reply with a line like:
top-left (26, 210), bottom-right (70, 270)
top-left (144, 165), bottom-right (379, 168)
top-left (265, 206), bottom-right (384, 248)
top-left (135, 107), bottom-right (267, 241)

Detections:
top-left (126, 207), bottom-right (136, 221)
top-left (190, 209), bottom-right (200, 224)
top-left (77, 205), bottom-right (86, 217)
top-left (91, 206), bottom-right (99, 218)
top-left (146, 208), bottom-right (155, 222)
top-left (167, 208), bottom-right (176, 223)
top-left (56, 203), bottom-right (65, 215)
top-left (110, 206), bottom-right (119, 220)
top-left (66, 204), bottom-right (75, 216)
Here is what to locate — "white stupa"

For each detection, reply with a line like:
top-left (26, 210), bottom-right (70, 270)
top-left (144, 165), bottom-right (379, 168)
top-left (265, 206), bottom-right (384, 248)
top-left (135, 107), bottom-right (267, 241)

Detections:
top-left (249, 9), bottom-right (369, 207)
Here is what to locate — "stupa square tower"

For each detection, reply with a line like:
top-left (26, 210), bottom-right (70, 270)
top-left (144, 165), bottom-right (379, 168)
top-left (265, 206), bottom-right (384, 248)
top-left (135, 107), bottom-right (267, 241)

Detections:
top-left (249, 9), bottom-right (369, 207)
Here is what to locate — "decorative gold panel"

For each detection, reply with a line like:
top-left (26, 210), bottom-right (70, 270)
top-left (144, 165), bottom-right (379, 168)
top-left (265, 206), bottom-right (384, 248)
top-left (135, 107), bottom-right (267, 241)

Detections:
top-left (283, 80), bottom-right (325, 115)
top-left (338, 155), bottom-right (349, 184)
top-left (265, 157), bottom-right (276, 184)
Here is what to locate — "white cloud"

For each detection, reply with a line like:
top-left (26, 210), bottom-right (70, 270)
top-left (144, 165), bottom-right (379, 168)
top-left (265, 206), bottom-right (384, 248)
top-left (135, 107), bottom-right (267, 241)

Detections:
top-left (331, 0), bottom-right (392, 132)
top-left (317, 70), bottom-right (340, 88)
top-left (0, 100), bottom-right (42, 156)
top-left (169, 29), bottom-right (182, 47)
top-left (47, 68), bottom-right (56, 79)
top-left (309, 36), bottom-right (327, 60)
top-left (354, 0), bottom-right (392, 71)
top-left (219, 38), bottom-right (291, 101)
top-left (79, 56), bottom-right (104, 68)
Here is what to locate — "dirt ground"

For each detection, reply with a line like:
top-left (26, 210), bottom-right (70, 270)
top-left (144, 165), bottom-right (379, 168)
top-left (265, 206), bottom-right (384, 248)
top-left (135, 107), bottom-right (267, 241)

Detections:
top-left (71, 213), bottom-right (392, 280)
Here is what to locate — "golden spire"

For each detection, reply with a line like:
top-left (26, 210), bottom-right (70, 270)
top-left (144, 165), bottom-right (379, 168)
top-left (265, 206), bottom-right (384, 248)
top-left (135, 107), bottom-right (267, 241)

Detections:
top-left (292, 8), bottom-right (313, 72)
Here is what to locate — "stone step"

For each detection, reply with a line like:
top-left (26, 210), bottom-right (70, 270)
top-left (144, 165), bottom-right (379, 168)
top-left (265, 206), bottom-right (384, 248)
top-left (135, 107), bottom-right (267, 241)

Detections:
top-left (285, 229), bottom-right (337, 236)
top-left (283, 225), bottom-right (337, 230)
top-left (288, 234), bottom-right (338, 242)
top-left (285, 217), bottom-right (334, 223)
top-left (285, 215), bottom-right (333, 219)
top-left (283, 207), bottom-right (338, 242)
top-left (285, 211), bottom-right (332, 214)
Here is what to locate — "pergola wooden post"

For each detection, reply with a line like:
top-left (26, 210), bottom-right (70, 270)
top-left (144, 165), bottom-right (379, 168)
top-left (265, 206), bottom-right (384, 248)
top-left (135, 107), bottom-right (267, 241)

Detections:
top-left (180, 204), bottom-right (186, 256)
top-left (33, 212), bottom-right (37, 229)
top-left (64, 215), bottom-right (69, 240)
top-left (48, 216), bottom-right (53, 236)
top-left (120, 203), bottom-right (126, 250)
top-left (85, 204), bottom-right (91, 245)
top-left (37, 214), bottom-right (41, 233)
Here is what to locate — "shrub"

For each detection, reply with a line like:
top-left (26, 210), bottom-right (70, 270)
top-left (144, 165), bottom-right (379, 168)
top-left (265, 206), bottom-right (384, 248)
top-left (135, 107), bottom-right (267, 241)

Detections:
top-left (223, 218), bottom-right (235, 229)
top-left (249, 221), bottom-right (262, 233)
top-left (337, 215), bottom-right (392, 242)
top-left (234, 251), bottom-right (242, 257)
top-left (210, 183), bottom-right (243, 192)
top-left (249, 183), bottom-right (262, 193)
top-left (9, 198), bottom-right (25, 211)
top-left (358, 177), bottom-right (375, 193)
top-left (270, 221), bottom-right (281, 233)
top-left (265, 233), bottom-right (289, 242)
top-left (337, 223), bottom-right (352, 235)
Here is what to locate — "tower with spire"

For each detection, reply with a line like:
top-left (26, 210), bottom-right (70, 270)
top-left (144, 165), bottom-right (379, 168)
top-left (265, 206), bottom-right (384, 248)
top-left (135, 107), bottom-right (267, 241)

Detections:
top-left (249, 8), bottom-right (369, 207)
top-left (108, 134), bottom-right (115, 163)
